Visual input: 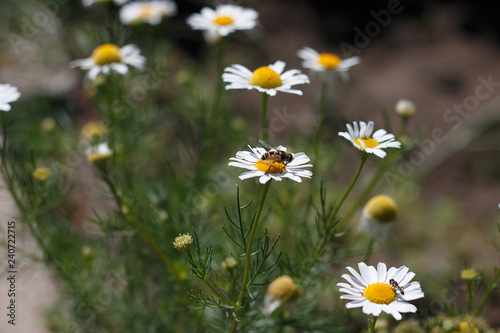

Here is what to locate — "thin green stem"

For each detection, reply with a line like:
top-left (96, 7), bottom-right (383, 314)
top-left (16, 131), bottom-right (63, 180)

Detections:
top-left (474, 267), bottom-right (500, 316)
top-left (304, 154), bottom-right (368, 275)
top-left (466, 281), bottom-right (473, 313)
top-left (333, 154), bottom-right (368, 219)
top-left (233, 181), bottom-right (272, 330)
top-left (368, 316), bottom-right (378, 333)
top-left (261, 93), bottom-right (269, 141)
top-left (211, 37), bottom-right (226, 116)
top-left (397, 116), bottom-right (409, 139)
top-left (317, 76), bottom-right (330, 138)
top-left (186, 252), bottom-right (237, 307)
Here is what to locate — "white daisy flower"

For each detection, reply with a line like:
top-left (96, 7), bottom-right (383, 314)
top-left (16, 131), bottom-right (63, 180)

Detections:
top-left (228, 143), bottom-right (313, 184)
top-left (297, 47), bottom-right (360, 80)
top-left (70, 43), bottom-right (145, 80)
top-left (337, 262), bottom-right (424, 320)
top-left (186, 4), bottom-right (258, 38)
top-left (119, 0), bottom-right (177, 25)
top-left (86, 142), bottom-right (113, 163)
top-left (359, 195), bottom-right (397, 241)
top-left (395, 99), bottom-right (417, 117)
top-left (0, 84), bottom-right (21, 112)
top-left (223, 61), bottom-right (310, 96)
top-left (338, 121), bottom-right (401, 158)
top-left (82, 0), bottom-right (128, 7)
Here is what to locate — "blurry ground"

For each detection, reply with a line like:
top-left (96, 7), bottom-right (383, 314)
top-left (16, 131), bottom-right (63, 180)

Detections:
top-left (1, 0), bottom-right (500, 331)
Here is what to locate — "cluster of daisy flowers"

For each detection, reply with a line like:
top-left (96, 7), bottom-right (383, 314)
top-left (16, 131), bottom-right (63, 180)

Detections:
top-left (73, 1), bottom-right (424, 327)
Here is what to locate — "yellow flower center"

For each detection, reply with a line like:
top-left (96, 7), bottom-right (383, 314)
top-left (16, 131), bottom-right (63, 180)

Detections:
top-left (364, 283), bottom-right (396, 304)
top-left (318, 52), bottom-right (341, 69)
top-left (88, 151), bottom-right (113, 163)
top-left (255, 159), bottom-right (286, 174)
top-left (249, 66), bottom-right (283, 89)
top-left (213, 16), bottom-right (234, 26)
top-left (365, 195), bottom-right (397, 223)
top-left (455, 322), bottom-right (479, 333)
top-left (355, 137), bottom-right (380, 150)
top-left (91, 44), bottom-right (122, 66)
top-left (33, 167), bottom-right (51, 183)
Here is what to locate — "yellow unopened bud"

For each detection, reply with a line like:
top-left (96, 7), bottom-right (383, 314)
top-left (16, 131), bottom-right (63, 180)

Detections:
top-left (222, 257), bottom-right (238, 271)
top-left (81, 120), bottom-right (109, 142)
top-left (454, 322), bottom-right (479, 333)
top-left (267, 275), bottom-right (302, 302)
top-left (364, 195), bottom-right (397, 223)
top-left (395, 99), bottom-right (416, 117)
top-left (173, 233), bottom-right (193, 252)
top-left (460, 268), bottom-right (478, 281)
top-left (33, 167), bottom-right (51, 183)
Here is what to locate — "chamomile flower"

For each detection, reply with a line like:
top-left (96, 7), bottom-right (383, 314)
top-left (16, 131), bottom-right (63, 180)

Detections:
top-left (119, 0), bottom-right (177, 25)
top-left (338, 121), bottom-right (401, 158)
top-left (86, 142), bottom-right (113, 163)
top-left (70, 43), bottom-right (145, 80)
top-left (395, 99), bottom-right (417, 117)
top-left (82, 0), bottom-right (128, 7)
top-left (228, 144), bottom-right (312, 184)
top-left (0, 84), bottom-right (21, 112)
top-left (338, 262), bottom-right (424, 320)
top-left (359, 195), bottom-right (397, 241)
top-left (223, 61), bottom-right (310, 96)
top-left (263, 275), bottom-right (302, 315)
top-left (186, 4), bottom-right (258, 38)
top-left (297, 47), bottom-right (360, 80)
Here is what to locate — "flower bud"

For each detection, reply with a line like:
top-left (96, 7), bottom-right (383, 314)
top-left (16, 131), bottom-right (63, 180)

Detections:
top-left (395, 99), bottom-right (416, 117)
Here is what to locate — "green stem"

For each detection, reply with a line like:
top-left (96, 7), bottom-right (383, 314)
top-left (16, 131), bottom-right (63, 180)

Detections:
top-left (397, 116), bottom-right (409, 139)
top-left (211, 37), bottom-right (226, 116)
top-left (261, 93), bottom-right (269, 141)
top-left (186, 252), bottom-right (237, 307)
top-left (466, 281), bottom-right (473, 313)
top-left (333, 154), bottom-right (368, 219)
top-left (474, 267), bottom-right (500, 316)
top-left (233, 181), bottom-right (272, 330)
top-left (368, 316), bottom-right (378, 333)
top-left (305, 154), bottom-right (368, 275)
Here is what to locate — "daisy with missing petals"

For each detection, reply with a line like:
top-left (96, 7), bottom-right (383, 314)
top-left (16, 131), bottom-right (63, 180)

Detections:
top-left (186, 4), bottom-right (258, 39)
top-left (297, 47), bottom-right (360, 80)
top-left (223, 61), bottom-right (310, 96)
top-left (338, 262), bottom-right (424, 320)
top-left (228, 143), bottom-right (312, 184)
top-left (70, 44), bottom-right (145, 80)
top-left (0, 84), bottom-right (21, 112)
top-left (338, 121), bottom-right (401, 158)
top-left (120, 0), bottom-right (177, 25)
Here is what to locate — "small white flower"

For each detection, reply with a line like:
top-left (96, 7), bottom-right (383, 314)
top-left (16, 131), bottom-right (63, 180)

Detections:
top-left (120, 0), bottom-right (177, 25)
top-left (0, 84), bottom-right (21, 112)
top-left (297, 47), bottom-right (360, 80)
top-left (359, 195), bottom-right (397, 241)
top-left (186, 4), bottom-right (258, 38)
top-left (338, 121), bottom-right (401, 158)
top-left (86, 142), bottom-right (113, 163)
top-left (395, 99), bottom-right (417, 117)
top-left (70, 43), bottom-right (145, 80)
top-left (223, 61), bottom-right (310, 96)
top-left (228, 144), bottom-right (312, 184)
top-left (338, 262), bottom-right (424, 320)
top-left (82, 0), bottom-right (128, 7)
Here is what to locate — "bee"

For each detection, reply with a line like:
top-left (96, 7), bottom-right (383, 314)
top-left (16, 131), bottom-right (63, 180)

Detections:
top-left (389, 279), bottom-right (404, 295)
top-left (258, 140), bottom-right (294, 174)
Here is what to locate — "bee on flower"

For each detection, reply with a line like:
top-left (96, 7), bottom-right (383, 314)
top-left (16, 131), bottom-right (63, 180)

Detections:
top-left (70, 43), bottom-right (145, 80)
top-left (338, 262), bottom-right (424, 320)
top-left (228, 142), bottom-right (312, 184)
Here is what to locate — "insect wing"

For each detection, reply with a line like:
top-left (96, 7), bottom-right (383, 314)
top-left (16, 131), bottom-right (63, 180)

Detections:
top-left (258, 140), bottom-right (277, 151)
